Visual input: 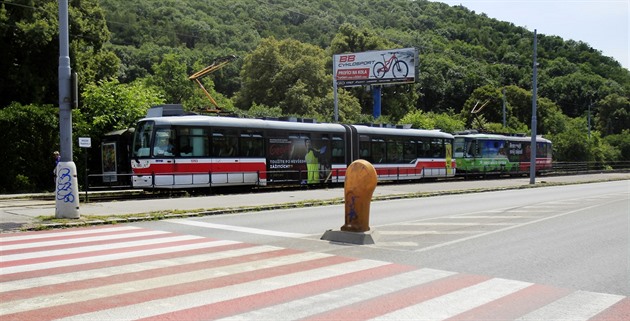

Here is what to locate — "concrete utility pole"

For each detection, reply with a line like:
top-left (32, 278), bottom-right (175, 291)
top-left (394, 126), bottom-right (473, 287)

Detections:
top-left (588, 100), bottom-right (592, 139)
top-left (502, 88), bottom-right (507, 127)
top-left (529, 29), bottom-right (538, 185)
top-left (56, 0), bottom-right (80, 218)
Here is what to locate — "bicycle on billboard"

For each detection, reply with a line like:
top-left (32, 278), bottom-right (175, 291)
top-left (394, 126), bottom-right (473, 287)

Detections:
top-left (373, 51), bottom-right (409, 79)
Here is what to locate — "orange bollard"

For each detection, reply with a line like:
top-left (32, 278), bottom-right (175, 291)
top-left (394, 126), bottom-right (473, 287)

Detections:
top-left (340, 159), bottom-right (377, 233)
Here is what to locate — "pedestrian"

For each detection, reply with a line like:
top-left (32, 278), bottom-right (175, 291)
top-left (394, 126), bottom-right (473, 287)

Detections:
top-left (52, 151), bottom-right (60, 184)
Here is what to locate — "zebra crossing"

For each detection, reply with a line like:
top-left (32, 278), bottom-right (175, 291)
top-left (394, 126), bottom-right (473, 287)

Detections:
top-left (1, 225), bottom-right (628, 320)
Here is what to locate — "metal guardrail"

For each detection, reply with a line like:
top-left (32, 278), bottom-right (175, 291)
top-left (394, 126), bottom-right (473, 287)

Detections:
top-left (552, 161), bottom-right (630, 174)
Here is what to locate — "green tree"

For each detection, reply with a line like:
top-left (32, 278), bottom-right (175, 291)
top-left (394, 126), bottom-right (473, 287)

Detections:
top-left (398, 110), bottom-right (465, 133)
top-left (0, 0), bottom-right (116, 107)
top-left (547, 117), bottom-right (610, 162)
top-left (235, 37), bottom-right (329, 116)
top-left (76, 79), bottom-right (164, 184)
top-left (305, 88), bottom-right (362, 123)
top-left (596, 94), bottom-right (630, 135)
top-left (330, 23), bottom-right (391, 54)
top-left (147, 53), bottom-right (195, 104)
top-left (244, 103), bottom-right (283, 119)
top-left (461, 85), bottom-right (565, 135)
top-left (0, 103), bottom-right (59, 193)
top-left (399, 110), bottom-right (437, 130)
top-left (419, 54), bottom-right (465, 112)
top-left (431, 111), bottom-right (466, 133)
top-left (539, 70), bottom-right (624, 118)
top-left (603, 130), bottom-right (630, 161)
top-left (79, 79), bottom-right (165, 137)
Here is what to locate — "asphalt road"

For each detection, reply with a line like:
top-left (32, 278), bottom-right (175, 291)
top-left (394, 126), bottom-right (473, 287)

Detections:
top-left (2, 177), bottom-right (628, 319)
top-left (139, 180), bottom-right (629, 297)
top-left (1, 173), bottom-right (629, 232)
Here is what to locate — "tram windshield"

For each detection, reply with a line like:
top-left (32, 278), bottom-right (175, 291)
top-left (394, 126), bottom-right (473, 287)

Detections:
top-left (454, 137), bottom-right (472, 158)
top-left (132, 121), bottom-right (154, 158)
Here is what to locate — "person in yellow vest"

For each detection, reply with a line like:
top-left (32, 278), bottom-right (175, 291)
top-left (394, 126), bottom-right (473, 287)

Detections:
top-left (304, 139), bottom-right (326, 184)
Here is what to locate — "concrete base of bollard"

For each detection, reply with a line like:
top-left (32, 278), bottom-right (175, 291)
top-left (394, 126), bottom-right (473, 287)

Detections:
top-left (320, 229), bottom-right (379, 245)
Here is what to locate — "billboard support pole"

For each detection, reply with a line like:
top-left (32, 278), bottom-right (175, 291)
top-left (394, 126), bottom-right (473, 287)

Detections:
top-left (372, 86), bottom-right (381, 119)
top-left (333, 80), bottom-right (339, 122)
top-left (333, 60), bottom-right (339, 122)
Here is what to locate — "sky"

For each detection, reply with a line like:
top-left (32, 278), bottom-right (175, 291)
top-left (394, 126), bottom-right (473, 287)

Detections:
top-left (429, 0), bottom-right (629, 69)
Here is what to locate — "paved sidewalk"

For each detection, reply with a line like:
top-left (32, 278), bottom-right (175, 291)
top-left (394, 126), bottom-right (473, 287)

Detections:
top-left (1, 173), bottom-right (628, 232)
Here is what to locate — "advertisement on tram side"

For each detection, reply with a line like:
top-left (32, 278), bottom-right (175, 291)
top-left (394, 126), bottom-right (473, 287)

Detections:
top-left (266, 136), bottom-right (331, 184)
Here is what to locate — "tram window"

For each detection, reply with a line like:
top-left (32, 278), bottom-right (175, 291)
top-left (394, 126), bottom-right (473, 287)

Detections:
top-left (479, 139), bottom-right (505, 157)
top-left (454, 138), bottom-right (466, 158)
top-left (430, 138), bottom-right (444, 158)
top-left (213, 130), bottom-right (238, 157)
top-left (331, 136), bottom-right (345, 164)
top-left (359, 135), bottom-right (370, 161)
top-left (153, 128), bottom-right (175, 157)
top-left (177, 127), bottom-right (209, 157)
top-left (239, 133), bottom-right (264, 157)
top-left (418, 138), bottom-right (431, 158)
top-left (403, 140), bottom-right (417, 162)
top-left (133, 121), bottom-right (154, 157)
top-left (537, 142), bottom-right (549, 158)
top-left (372, 139), bottom-right (386, 163)
top-left (319, 135), bottom-right (331, 161)
top-left (387, 139), bottom-right (403, 163)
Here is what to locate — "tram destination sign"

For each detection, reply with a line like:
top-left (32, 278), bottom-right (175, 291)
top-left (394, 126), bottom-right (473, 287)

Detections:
top-left (333, 48), bottom-right (417, 87)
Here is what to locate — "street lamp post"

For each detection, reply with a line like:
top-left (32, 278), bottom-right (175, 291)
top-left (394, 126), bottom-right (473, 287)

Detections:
top-left (56, 0), bottom-right (80, 218)
top-left (530, 29), bottom-right (538, 185)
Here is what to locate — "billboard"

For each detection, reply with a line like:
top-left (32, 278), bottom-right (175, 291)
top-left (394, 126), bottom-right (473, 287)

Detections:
top-left (333, 48), bottom-right (417, 87)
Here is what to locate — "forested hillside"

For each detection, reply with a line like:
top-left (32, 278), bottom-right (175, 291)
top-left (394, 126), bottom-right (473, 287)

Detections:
top-left (1, 0), bottom-right (628, 192)
top-left (99, 0), bottom-right (630, 117)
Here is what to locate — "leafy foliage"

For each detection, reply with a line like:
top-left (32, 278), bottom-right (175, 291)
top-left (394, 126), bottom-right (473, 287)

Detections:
top-left (79, 79), bottom-right (164, 136)
top-left (596, 94), bottom-right (630, 135)
top-left (0, 0), bottom-right (117, 107)
top-left (0, 103), bottom-right (59, 193)
top-left (399, 109), bottom-right (465, 133)
top-left (603, 130), bottom-right (630, 160)
top-left (235, 37), bottom-right (330, 116)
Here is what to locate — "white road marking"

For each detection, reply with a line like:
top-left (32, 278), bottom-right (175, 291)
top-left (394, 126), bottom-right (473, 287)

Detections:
top-left (373, 278), bottom-right (533, 320)
top-left (406, 222), bottom-right (513, 226)
top-left (516, 291), bottom-right (625, 321)
top-left (169, 219), bottom-right (309, 238)
top-left (414, 203), bottom-right (608, 253)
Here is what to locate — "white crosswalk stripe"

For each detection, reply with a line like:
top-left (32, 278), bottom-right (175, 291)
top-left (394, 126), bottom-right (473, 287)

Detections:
top-left (1, 225), bottom-right (626, 321)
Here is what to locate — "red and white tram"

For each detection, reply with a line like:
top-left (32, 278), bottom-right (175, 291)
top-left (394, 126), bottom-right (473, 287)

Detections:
top-left (131, 105), bottom-right (456, 189)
